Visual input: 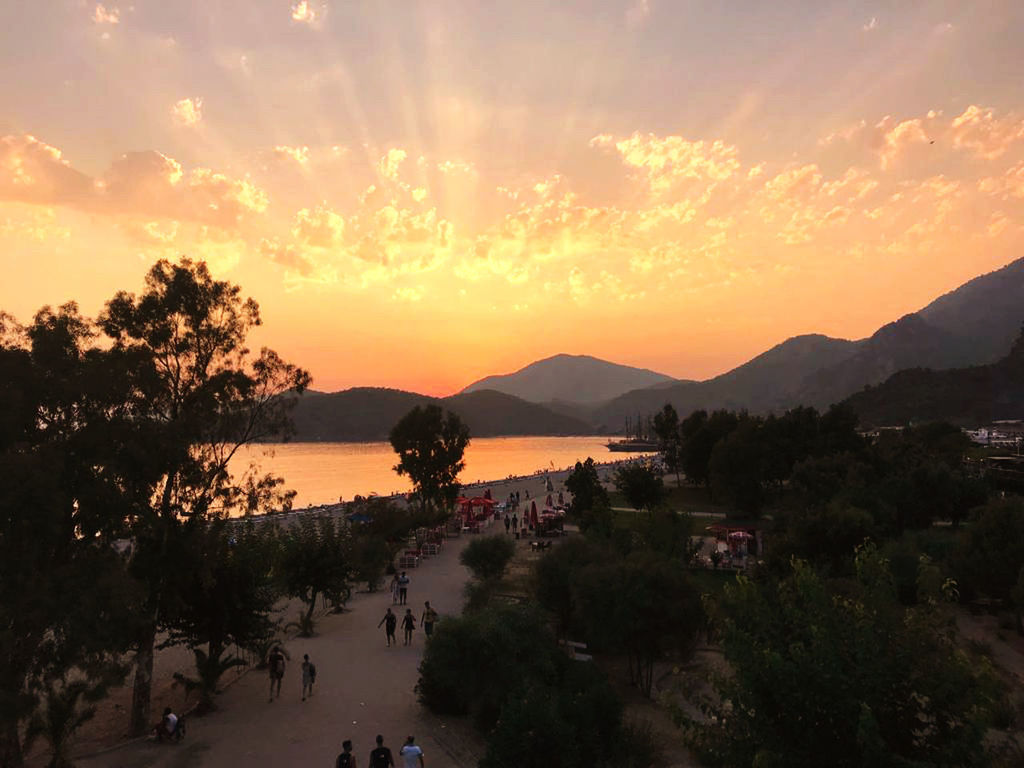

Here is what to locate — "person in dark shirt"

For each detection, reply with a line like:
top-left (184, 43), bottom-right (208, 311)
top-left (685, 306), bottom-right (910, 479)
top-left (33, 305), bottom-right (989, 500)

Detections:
top-left (369, 734), bottom-right (395, 768)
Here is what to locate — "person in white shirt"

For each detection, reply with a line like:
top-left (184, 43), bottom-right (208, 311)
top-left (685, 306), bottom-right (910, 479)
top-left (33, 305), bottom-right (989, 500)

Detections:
top-left (154, 707), bottom-right (178, 741)
top-left (399, 735), bottom-right (424, 768)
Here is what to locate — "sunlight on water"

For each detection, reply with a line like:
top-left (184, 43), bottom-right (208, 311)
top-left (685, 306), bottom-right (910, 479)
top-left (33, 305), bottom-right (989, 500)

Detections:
top-left (233, 436), bottom-right (652, 508)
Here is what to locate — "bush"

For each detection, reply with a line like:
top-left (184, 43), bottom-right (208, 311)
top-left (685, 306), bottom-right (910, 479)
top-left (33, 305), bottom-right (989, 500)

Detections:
top-left (416, 603), bottom-right (562, 729)
top-left (460, 535), bottom-right (516, 582)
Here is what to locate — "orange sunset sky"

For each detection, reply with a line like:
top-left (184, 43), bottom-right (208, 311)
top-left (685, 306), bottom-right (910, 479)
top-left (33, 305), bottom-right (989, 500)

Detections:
top-left (2, 1), bottom-right (1024, 395)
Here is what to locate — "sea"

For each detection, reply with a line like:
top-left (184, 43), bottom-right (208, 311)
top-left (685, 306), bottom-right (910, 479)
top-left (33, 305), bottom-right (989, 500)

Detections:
top-left (232, 436), bottom-right (652, 509)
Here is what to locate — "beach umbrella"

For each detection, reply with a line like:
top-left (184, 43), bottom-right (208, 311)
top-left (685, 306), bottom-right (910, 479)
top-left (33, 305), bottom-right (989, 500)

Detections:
top-left (546, 494), bottom-right (553, 507)
top-left (530, 501), bottom-right (538, 527)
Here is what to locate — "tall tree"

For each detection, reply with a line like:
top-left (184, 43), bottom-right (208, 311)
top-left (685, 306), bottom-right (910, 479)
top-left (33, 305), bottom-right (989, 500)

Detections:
top-left (0, 306), bottom-right (140, 767)
top-left (278, 514), bottom-right (354, 636)
top-left (565, 458), bottom-right (611, 535)
top-left (652, 403), bottom-right (684, 485)
top-left (161, 520), bottom-right (279, 712)
top-left (389, 405), bottom-right (470, 518)
top-left (614, 462), bottom-right (666, 513)
top-left (98, 259), bottom-right (310, 735)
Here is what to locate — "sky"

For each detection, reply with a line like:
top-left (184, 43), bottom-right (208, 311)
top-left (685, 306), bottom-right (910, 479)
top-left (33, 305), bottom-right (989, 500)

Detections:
top-left (2, 1), bottom-right (1024, 395)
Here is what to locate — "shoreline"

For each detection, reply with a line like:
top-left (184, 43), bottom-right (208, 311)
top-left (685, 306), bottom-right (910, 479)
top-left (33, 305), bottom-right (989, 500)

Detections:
top-left (248, 455), bottom-right (651, 522)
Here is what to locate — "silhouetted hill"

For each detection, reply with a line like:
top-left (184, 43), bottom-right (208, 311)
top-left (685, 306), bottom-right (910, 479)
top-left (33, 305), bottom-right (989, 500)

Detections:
top-left (590, 334), bottom-right (860, 429)
top-left (289, 387), bottom-right (593, 442)
top-left (592, 257), bottom-right (1024, 426)
top-left (843, 329), bottom-right (1024, 426)
top-left (460, 353), bottom-right (678, 404)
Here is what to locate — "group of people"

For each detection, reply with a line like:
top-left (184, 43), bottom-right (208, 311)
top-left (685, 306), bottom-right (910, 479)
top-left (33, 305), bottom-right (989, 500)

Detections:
top-left (336, 734), bottom-right (424, 768)
top-left (378, 601), bottom-right (438, 646)
top-left (390, 571), bottom-right (410, 605)
top-left (267, 647), bottom-right (318, 702)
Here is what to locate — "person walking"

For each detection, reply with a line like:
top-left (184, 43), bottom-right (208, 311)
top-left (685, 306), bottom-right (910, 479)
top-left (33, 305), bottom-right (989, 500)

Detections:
top-left (504, 514), bottom-right (511, 534)
top-left (511, 514), bottom-right (518, 536)
top-left (420, 601), bottom-right (438, 638)
top-left (267, 646), bottom-right (287, 702)
top-left (378, 607), bottom-right (397, 647)
top-left (390, 572), bottom-right (400, 604)
top-left (336, 739), bottom-right (356, 768)
top-left (401, 608), bottom-right (416, 646)
top-left (369, 734), bottom-right (395, 768)
top-left (301, 653), bottom-right (316, 701)
top-left (398, 571), bottom-right (410, 605)
top-left (399, 736), bottom-right (425, 768)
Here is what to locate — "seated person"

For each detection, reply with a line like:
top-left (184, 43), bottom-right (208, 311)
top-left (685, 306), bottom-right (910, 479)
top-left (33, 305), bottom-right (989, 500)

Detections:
top-left (153, 707), bottom-right (180, 741)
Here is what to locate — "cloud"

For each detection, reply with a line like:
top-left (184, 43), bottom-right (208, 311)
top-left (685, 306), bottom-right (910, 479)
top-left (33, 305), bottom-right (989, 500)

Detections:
top-left (290, 1), bottom-right (322, 25)
top-left (292, 203), bottom-right (345, 247)
top-left (93, 4), bottom-right (120, 24)
top-left (862, 16), bottom-right (878, 32)
top-left (274, 145), bottom-right (310, 166)
top-left (378, 148), bottom-right (407, 180)
top-left (0, 134), bottom-right (267, 231)
top-left (950, 105), bottom-right (1024, 160)
top-left (171, 97), bottom-right (203, 127)
top-left (592, 132), bottom-right (741, 192)
top-left (259, 237), bottom-right (317, 277)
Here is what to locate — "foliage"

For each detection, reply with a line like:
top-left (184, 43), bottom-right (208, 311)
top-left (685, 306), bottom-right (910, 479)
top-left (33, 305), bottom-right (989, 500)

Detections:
top-left (23, 674), bottom-right (120, 768)
top-left (480, 664), bottom-right (623, 768)
top-left (416, 603), bottom-right (563, 730)
top-left (277, 515), bottom-right (353, 634)
top-left (688, 546), bottom-right (997, 767)
top-left (0, 305), bottom-right (143, 765)
top-left (709, 419), bottom-right (765, 514)
top-left (653, 403), bottom-right (684, 485)
top-left (565, 458), bottom-right (611, 535)
top-left (161, 521), bottom-right (279, 711)
top-left (574, 552), bottom-right (702, 696)
top-left (952, 498), bottom-right (1024, 604)
top-left (460, 535), bottom-right (516, 582)
top-left (680, 409), bottom-right (739, 487)
top-left (390, 405), bottom-right (470, 518)
top-left (534, 537), bottom-right (613, 636)
top-left (613, 463), bottom-right (666, 513)
top-left (99, 258), bottom-right (309, 734)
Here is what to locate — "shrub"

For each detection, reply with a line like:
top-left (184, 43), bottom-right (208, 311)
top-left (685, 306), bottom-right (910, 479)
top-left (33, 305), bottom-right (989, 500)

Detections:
top-left (416, 603), bottom-right (561, 729)
top-left (460, 535), bottom-right (516, 582)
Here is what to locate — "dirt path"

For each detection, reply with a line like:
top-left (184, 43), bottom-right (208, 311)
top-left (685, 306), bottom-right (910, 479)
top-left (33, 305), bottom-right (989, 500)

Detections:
top-left (77, 529), bottom-right (490, 768)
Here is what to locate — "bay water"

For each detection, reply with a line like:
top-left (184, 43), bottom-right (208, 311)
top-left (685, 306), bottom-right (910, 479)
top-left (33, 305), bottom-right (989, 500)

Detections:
top-left (234, 436), bottom-right (651, 509)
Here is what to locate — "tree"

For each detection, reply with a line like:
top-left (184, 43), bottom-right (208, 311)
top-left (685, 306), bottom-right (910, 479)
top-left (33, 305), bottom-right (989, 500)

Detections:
top-left (390, 405), bottom-right (470, 518)
top-left (680, 409), bottom-right (739, 487)
top-left (460, 535), bottom-right (516, 582)
top-left (0, 306), bottom-right (142, 767)
top-left (565, 458), bottom-right (611, 535)
top-left (574, 552), bottom-right (702, 696)
top-left (653, 403), bottom-right (684, 485)
top-left (614, 462), bottom-right (666, 513)
top-left (278, 515), bottom-right (353, 636)
top-left (952, 498), bottom-right (1024, 605)
top-left (688, 547), bottom-right (996, 767)
top-left (709, 418), bottom-right (765, 514)
top-left (99, 259), bottom-right (310, 735)
top-left (161, 521), bottom-right (279, 712)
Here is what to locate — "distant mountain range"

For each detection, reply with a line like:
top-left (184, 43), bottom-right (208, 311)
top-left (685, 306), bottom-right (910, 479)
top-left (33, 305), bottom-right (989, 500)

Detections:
top-left (289, 387), bottom-right (593, 442)
top-left (460, 353), bottom-right (678, 404)
top-left (288, 257), bottom-right (1024, 441)
top-left (843, 328), bottom-right (1024, 426)
top-left (587, 257), bottom-right (1024, 429)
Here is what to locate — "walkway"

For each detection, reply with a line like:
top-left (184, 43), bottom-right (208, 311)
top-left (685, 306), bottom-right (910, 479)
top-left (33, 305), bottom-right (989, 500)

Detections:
top-left (78, 532), bottom-right (487, 768)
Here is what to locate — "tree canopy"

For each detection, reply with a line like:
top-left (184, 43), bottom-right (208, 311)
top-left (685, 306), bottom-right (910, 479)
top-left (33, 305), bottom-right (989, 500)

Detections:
top-left (390, 405), bottom-right (470, 517)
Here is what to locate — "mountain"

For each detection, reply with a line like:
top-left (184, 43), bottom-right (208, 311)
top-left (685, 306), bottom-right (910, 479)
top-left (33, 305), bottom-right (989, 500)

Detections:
top-left (591, 257), bottom-right (1024, 426)
top-left (843, 330), bottom-right (1024, 426)
top-left (460, 353), bottom-right (678, 404)
top-left (288, 387), bottom-right (594, 442)
top-left (590, 334), bottom-right (861, 430)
